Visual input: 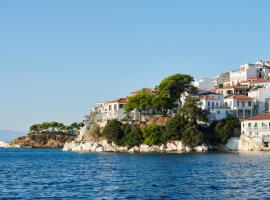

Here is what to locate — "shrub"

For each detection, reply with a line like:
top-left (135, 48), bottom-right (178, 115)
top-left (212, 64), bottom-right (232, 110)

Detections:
top-left (142, 124), bottom-right (164, 145)
top-left (124, 125), bottom-right (143, 148)
top-left (101, 120), bottom-right (125, 146)
top-left (207, 117), bottom-right (240, 145)
top-left (181, 123), bottom-right (205, 147)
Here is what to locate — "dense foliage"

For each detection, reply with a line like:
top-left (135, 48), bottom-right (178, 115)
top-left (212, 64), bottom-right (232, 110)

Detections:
top-left (207, 117), bottom-right (241, 145)
top-left (101, 95), bottom-right (241, 148)
top-left (101, 119), bottom-right (143, 147)
top-left (29, 122), bottom-right (84, 135)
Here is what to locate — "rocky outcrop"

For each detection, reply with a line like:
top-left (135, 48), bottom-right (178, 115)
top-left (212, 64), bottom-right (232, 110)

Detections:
top-left (0, 141), bottom-right (20, 148)
top-left (11, 132), bottom-right (75, 148)
top-left (238, 135), bottom-right (270, 151)
top-left (63, 139), bottom-right (210, 153)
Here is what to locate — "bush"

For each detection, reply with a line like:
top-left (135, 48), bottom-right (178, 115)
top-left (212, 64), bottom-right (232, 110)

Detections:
top-left (207, 117), bottom-right (240, 145)
top-left (142, 124), bottom-right (164, 145)
top-left (101, 120), bottom-right (143, 147)
top-left (101, 120), bottom-right (125, 146)
top-left (181, 123), bottom-right (205, 147)
top-left (124, 125), bottom-right (143, 148)
top-left (163, 114), bottom-right (188, 142)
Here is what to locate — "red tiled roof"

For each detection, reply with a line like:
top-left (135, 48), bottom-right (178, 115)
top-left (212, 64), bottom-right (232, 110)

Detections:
top-left (217, 86), bottom-right (244, 89)
top-left (200, 96), bottom-right (222, 101)
top-left (245, 113), bottom-right (270, 121)
top-left (131, 88), bottom-right (154, 95)
top-left (108, 98), bottom-right (128, 104)
top-left (225, 94), bottom-right (252, 101)
top-left (241, 78), bottom-right (270, 84)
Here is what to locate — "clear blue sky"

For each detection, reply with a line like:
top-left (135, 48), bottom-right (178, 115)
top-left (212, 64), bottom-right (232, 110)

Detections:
top-left (0, 0), bottom-right (270, 132)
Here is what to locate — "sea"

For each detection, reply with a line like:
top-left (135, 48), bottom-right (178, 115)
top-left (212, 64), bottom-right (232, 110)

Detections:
top-left (0, 148), bottom-right (269, 199)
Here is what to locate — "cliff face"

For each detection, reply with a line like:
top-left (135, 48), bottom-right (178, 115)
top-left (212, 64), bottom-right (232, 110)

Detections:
top-left (11, 132), bottom-right (76, 148)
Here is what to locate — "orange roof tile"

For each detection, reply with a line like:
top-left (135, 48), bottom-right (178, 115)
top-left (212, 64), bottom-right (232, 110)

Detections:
top-left (225, 94), bottom-right (252, 101)
top-left (245, 113), bottom-right (270, 121)
top-left (131, 88), bottom-right (154, 95)
top-left (108, 98), bottom-right (128, 104)
top-left (200, 96), bottom-right (222, 101)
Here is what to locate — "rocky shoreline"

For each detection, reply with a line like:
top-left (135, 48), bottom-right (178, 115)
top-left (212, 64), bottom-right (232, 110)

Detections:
top-left (0, 141), bottom-right (20, 148)
top-left (63, 139), bottom-right (210, 153)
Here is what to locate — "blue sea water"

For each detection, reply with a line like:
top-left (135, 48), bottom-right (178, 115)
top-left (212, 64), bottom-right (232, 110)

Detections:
top-left (0, 149), bottom-right (270, 199)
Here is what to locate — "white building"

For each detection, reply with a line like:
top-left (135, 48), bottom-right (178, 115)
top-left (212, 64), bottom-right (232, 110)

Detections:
top-left (194, 78), bottom-right (215, 91)
top-left (224, 94), bottom-right (254, 119)
top-left (200, 93), bottom-right (230, 121)
top-left (94, 98), bottom-right (128, 122)
top-left (256, 60), bottom-right (270, 79)
top-left (229, 64), bottom-right (257, 86)
top-left (248, 87), bottom-right (270, 115)
top-left (241, 113), bottom-right (270, 146)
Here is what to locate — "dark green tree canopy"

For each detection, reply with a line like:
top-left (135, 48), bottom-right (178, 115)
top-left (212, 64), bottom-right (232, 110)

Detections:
top-left (124, 91), bottom-right (154, 114)
top-left (157, 73), bottom-right (194, 100)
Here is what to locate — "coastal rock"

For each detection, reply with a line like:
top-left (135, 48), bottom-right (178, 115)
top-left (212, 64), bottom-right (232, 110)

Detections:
top-left (166, 142), bottom-right (177, 151)
top-left (238, 135), bottom-right (264, 151)
top-left (194, 144), bottom-right (208, 152)
top-left (128, 146), bottom-right (140, 153)
top-left (96, 146), bottom-right (104, 152)
top-left (0, 141), bottom-right (11, 148)
top-left (185, 146), bottom-right (192, 153)
top-left (63, 140), bottom-right (210, 153)
top-left (139, 144), bottom-right (151, 152)
top-left (166, 141), bottom-right (186, 152)
top-left (118, 146), bottom-right (128, 152)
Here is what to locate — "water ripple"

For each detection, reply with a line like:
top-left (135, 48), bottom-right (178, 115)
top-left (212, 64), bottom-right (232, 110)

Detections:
top-left (1, 149), bottom-right (270, 199)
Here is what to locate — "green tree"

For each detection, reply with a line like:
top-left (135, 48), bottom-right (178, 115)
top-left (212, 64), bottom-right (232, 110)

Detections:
top-left (162, 113), bottom-right (188, 142)
top-left (124, 125), bottom-right (143, 148)
top-left (101, 119), bottom-right (125, 146)
top-left (142, 124), bottom-right (164, 145)
top-left (124, 91), bottom-right (154, 118)
top-left (179, 96), bottom-right (207, 124)
top-left (156, 74), bottom-right (194, 104)
top-left (208, 117), bottom-right (240, 145)
top-left (152, 95), bottom-right (176, 116)
top-left (181, 122), bottom-right (205, 147)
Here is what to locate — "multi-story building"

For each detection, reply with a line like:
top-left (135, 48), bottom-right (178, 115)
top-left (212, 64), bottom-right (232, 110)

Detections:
top-left (200, 94), bottom-right (230, 121)
top-left (215, 86), bottom-right (248, 97)
top-left (248, 87), bottom-right (270, 115)
top-left (224, 94), bottom-right (254, 118)
top-left (194, 78), bottom-right (215, 91)
top-left (229, 64), bottom-right (257, 86)
top-left (93, 98), bottom-right (128, 122)
top-left (241, 113), bottom-right (270, 146)
top-left (213, 72), bottom-right (230, 87)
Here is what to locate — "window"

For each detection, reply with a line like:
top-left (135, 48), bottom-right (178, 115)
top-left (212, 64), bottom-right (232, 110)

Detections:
top-left (237, 101), bottom-right (240, 107)
top-left (208, 102), bottom-right (211, 107)
top-left (212, 102), bottom-right (215, 108)
top-left (254, 123), bottom-right (258, 127)
top-left (109, 105), bottom-right (112, 111)
top-left (216, 102), bottom-right (219, 107)
top-left (114, 104), bottom-right (117, 111)
top-left (119, 104), bottom-right (124, 109)
top-left (248, 123), bottom-right (252, 128)
top-left (243, 123), bottom-right (245, 127)
top-left (242, 101), bottom-right (245, 107)
top-left (248, 101), bottom-right (251, 106)
top-left (225, 102), bottom-right (228, 107)
top-left (217, 110), bottom-right (220, 115)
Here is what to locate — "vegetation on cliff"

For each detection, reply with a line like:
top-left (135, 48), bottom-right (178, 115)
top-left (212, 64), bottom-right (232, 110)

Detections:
top-left (11, 122), bottom-right (83, 148)
top-left (101, 96), bottom-right (240, 148)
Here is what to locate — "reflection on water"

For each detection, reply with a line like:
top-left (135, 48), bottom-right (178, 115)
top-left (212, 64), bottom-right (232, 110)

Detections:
top-left (0, 149), bottom-right (270, 199)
